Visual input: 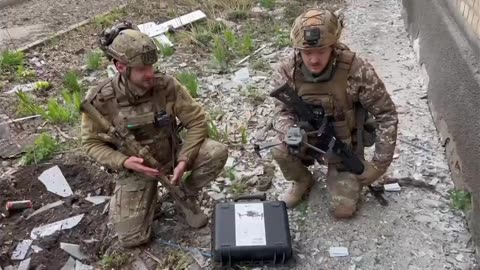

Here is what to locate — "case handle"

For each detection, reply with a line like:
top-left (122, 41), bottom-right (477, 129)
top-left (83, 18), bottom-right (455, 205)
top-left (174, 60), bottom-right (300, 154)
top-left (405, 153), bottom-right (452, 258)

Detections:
top-left (233, 192), bottom-right (267, 202)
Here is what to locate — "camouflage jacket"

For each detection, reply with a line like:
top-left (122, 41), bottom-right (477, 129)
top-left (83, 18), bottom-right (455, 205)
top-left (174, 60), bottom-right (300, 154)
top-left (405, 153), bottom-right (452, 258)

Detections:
top-left (271, 50), bottom-right (398, 172)
top-left (80, 72), bottom-right (208, 170)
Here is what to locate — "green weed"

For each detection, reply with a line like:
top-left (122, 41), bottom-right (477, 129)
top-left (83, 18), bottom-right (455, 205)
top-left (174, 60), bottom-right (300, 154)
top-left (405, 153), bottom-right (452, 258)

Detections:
top-left (177, 71), bottom-right (199, 98)
top-left (21, 133), bottom-right (59, 165)
top-left (260, 0), bottom-right (276, 10)
top-left (16, 65), bottom-right (36, 81)
top-left (0, 50), bottom-right (24, 72)
top-left (238, 34), bottom-right (254, 56)
top-left (100, 251), bottom-right (130, 269)
top-left (241, 125), bottom-right (248, 144)
top-left (451, 190), bottom-right (471, 210)
top-left (34, 81), bottom-right (52, 91)
top-left (86, 50), bottom-right (103, 71)
top-left (63, 71), bottom-right (82, 93)
top-left (94, 8), bottom-right (127, 28)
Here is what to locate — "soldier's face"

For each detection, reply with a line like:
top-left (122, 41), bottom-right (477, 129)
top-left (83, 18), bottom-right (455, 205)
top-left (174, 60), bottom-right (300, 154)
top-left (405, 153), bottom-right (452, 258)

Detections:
top-left (299, 46), bottom-right (333, 74)
top-left (116, 62), bottom-right (155, 90)
top-left (129, 65), bottom-right (156, 89)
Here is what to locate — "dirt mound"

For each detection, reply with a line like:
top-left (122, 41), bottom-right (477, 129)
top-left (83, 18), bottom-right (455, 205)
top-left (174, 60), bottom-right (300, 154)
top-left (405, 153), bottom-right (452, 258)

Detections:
top-left (0, 162), bottom-right (115, 269)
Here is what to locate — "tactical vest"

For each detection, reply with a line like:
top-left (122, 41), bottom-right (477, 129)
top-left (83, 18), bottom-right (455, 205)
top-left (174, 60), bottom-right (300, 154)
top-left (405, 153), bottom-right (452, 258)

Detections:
top-left (294, 49), bottom-right (356, 147)
top-left (88, 74), bottom-right (179, 170)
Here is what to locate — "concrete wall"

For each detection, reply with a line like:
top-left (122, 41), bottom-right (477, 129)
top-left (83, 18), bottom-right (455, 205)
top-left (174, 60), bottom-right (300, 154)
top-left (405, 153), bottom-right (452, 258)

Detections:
top-left (401, 0), bottom-right (480, 257)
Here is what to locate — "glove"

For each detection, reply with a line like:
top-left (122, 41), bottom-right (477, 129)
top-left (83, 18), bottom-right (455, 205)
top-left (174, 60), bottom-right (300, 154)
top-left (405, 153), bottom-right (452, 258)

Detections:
top-left (356, 161), bottom-right (384, 185)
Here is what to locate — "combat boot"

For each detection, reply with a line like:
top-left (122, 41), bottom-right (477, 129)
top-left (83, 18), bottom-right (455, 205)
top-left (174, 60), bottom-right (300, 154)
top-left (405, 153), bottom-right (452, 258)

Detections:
top-left (279, 177), bottom-right (314, 208)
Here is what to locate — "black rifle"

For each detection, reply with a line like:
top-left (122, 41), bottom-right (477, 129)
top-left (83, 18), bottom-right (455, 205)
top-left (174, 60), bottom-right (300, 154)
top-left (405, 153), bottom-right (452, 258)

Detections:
top-left (268, 82), bottom-right (388, 206)
top-left (270, 82), bottom-right (365, 174)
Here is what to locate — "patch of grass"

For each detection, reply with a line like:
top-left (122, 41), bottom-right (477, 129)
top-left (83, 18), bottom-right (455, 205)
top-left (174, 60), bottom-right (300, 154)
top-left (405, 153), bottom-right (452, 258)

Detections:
top-left (238, 34), bottom-right (254, 56)
top-left (451, 190), bottom-right (471, 210)
top-left (207, 119), bottom-right (229, 143)
top-left (16, 65), bottom-right (36, 81)
top-left (177, 71), bottom-right (199, 98)
top-left (158, 249), bottom-right (190, 269)
top-left (35, 81), bottom-right (52, 91)
top-left (0, 50), bottom-right (24, 72)
top-left (100, 251), bottom-right (130, 270)
top-left (227, 10), bottom-right (250, 21)
top-left (15, 89), bottom-right (82, 124)
top-left (240, 125), bottom-right (248, 144)
top-left (16, 91), bottom-right (43, 117)
top-left (208, 108), bottom-right (226, 121)
top-left (284, 1), bottom-right (304, 25)
top-left (159, 43), bottom-right (175, 57)
top-left (260, 0), bottom-right (276, 10)
top-left (86, 50), bottom-right (103, 71)
top-left (274, 26), bottom-right (291, 48)
top-left (21, 133), bottom-right (59, 165)
top-left (251, 58), bottom-right (269, 71)
top-left (244, 85), bottom-right (265, 105)
top-left (94, 8), bottom-right (127, 28)
top-left (212, 35), bottom-right (230, 70)
top-left (63, 71), bottom-right (82, 93)
top-left (229, 179), bottom-right (248, 196)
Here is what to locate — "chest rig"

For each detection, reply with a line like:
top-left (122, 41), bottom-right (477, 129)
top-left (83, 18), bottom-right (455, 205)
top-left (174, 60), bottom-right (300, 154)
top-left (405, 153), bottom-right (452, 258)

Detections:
top-left (91, 75), bottom-right (179, 170)
top-left (294, 49), bottom-right (356, 147)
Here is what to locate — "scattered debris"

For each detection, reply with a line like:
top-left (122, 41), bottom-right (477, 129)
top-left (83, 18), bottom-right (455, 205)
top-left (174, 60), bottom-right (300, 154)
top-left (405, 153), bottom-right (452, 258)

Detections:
top-left (131, 256), bottom-right (149, 270)
top-left (0, 133), bottom-right (39, 158)
top-left (60, 257), bottom-right (76, 270)
top-left (85, 195), bottom-right (110, 205)
top-left (60, 242), bottom-right (89, 260)
top-left (26, 200), bottom-right (64, 220)
top-left (237, 44), bottom-right (268, 65)
top-left (0, 115), bottom-right (41, 126)
top-left (17, 258), bottom-right (31, 270)
top-left (189, 248), bottom-right (208, 268)
top-left (30, 245), bottom-right (43, 253)
top-left (74, 260), bottom-right (94, 270)
top-left (30, 214), bottom-right (84, 239)
top-left (11, 240), bottom-right (33, 260)
top-left (384, 183), bottom-right (401, 192)
top-left (5, 83), bottom-right (36, 94)
top-left (329, 247), bottom-right (349, 257)
top-left (138, 10), bottom-right (207, 38)
top-left (144, 250), bottom-right (162, 264)
top-left (38, 165), bottom-right (74, 197)
top-left (6, 200), bottom-right (33, 212)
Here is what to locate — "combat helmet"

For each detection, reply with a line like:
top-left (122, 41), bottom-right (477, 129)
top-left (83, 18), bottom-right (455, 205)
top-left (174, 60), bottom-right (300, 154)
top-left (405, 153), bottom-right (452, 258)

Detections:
top-left (290, 8), bottom-right (343, 50)
top-left (98, 21), bottom-right (158, 67)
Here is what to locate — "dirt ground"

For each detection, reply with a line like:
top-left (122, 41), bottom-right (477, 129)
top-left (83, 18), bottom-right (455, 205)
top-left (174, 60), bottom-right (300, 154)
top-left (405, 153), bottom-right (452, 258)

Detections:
top-left (0, 0), bottom-right (127, 51)
top-left (0, 158), bottom-right (115, 269)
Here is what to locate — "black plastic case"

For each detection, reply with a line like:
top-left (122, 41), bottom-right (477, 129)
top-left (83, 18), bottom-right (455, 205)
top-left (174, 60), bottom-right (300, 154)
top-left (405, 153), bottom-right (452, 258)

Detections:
top-left (211, 193), bottom-right (293, 268)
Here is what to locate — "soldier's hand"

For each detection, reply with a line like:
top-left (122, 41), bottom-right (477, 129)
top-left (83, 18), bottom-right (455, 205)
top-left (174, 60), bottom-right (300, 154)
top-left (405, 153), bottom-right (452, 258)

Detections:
top-left (123, 156), bottom-right (163, 177)
top-left (170, 161), bottom-right (187, 186)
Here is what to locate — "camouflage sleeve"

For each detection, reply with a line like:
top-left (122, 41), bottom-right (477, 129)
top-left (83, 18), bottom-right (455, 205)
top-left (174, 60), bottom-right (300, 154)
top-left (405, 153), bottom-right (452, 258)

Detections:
top-left (166, 76), bottom-right (208, 166)
top-left (271, 53), bottom-right (299, 135)
top-left (80, 112), bottom-right (129, 170)
top-left (349, 56), bottom-right (398, 172)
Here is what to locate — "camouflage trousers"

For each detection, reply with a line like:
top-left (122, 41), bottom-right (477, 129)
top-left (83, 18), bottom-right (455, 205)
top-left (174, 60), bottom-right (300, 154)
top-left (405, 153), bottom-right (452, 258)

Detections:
top-left (109, 139), bottom-right (228, 248)
top-left (271, 143), bottom-right (362, 217)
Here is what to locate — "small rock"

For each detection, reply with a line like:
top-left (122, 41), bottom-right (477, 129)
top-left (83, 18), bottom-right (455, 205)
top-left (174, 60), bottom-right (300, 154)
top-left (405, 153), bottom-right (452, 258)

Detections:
top-left (456, 254), bottom-right (464, 262)
top-left (215, 18), bottom-right (236, 29)
top-left (251, 7), bottom-right (266, 13)
top-left (35, 265), bottom-right (47, 270)
top-left (270, 7), bottom-right (285, 16)
top-left (1, 161), bottom-right (10, 167)
top-left (179, 63), bottom-right (187, 67)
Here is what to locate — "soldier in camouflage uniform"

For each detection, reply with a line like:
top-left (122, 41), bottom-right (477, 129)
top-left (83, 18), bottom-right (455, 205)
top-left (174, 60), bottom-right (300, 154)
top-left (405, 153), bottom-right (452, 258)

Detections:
top-left (80, 22), bottom-right (228, 247)
top-left (271, 9), bottom-right (398, 218)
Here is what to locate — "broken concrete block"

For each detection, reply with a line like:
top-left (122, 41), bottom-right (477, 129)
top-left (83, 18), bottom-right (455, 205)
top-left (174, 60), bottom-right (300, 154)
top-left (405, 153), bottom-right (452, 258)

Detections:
top-left (85, 196), bottom-right (110, 205)
top-left (60, 242), bottom-right (88, 260)
top-left (26, 200), bottom-right (64, 220)
top-left (138, 10), bottom-right (207, 37)
top-left (31, 245), bottom-right (43, 253)
top-left (11, 239), bottom-right (33, 260)
top-left (30, 214), bottom-right (84, 239)
top-left (75, 260), bottom-right (94, 270)
top-left (384, 183), bottom-right (401, 192)
top-left (60, 257), bottom-right (76, 270)
top-left (38, 165), bottom-right (73, 197)
top-left (329, 247), bottom-right (349, 257)
top-left (18, 258), bottom-right (31, 270)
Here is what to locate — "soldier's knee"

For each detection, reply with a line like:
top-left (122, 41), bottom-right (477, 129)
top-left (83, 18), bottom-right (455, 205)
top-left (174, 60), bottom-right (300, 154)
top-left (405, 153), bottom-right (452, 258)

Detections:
top-left (333, 202), bottom-right (357, 218)
top-left (206, 140), bottom-right (228, 168)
